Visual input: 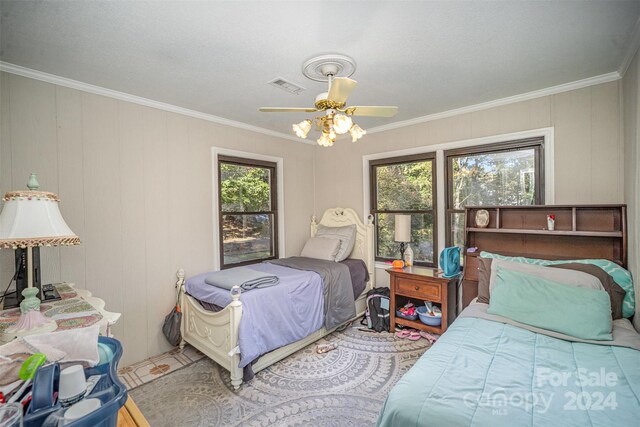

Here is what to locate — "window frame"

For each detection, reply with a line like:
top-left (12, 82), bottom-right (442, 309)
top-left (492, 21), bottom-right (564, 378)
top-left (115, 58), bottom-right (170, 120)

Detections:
top-left (369, 152), bottom-right (438, 267)
top-left (444, 137), bottom-right (545, 248)
top-left (217, 154), bottom-right (279, 269)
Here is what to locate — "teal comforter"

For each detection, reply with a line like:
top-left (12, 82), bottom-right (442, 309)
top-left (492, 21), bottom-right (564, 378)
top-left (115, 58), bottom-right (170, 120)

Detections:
top-left (377, 316), bottom-right (640, 427)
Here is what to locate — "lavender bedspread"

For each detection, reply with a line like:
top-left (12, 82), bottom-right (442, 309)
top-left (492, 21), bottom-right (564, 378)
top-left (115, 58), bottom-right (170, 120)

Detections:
top-left (268, 257), bottom-right (356, 330)
top-left (185, 263), bottom-right (324, 368)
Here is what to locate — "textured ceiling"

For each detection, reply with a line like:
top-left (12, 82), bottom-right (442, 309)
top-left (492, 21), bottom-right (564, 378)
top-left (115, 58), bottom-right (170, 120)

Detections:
top-left (1, 1), bottom-right (639, 139)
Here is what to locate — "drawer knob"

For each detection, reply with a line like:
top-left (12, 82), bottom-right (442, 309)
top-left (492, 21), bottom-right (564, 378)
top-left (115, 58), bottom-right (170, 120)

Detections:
top-left (414, 285), bottom-right (419, 291)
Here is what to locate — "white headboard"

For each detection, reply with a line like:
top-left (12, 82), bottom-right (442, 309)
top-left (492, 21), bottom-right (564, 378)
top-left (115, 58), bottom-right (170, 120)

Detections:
top-left (310, 207), bottom-right (375, 288)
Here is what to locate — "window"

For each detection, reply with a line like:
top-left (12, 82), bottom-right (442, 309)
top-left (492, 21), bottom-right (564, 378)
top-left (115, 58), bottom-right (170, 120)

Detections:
top-left (445, 138), bottom-right (544, 249)
top-left (370, 153), bottom-right (437, 266)
top-left (218, 155), bottom-right (278, 269)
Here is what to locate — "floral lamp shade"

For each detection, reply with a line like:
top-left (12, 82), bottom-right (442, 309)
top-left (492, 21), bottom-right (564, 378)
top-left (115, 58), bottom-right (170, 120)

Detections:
top-left (0, 175), bottom-right (80, 335)
top-left (0, 190), bottom-right (80, 249)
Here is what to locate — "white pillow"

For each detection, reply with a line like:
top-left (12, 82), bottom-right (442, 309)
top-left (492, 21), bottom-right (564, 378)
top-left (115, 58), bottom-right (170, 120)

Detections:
top-left (315, 224), bottom-right (357, 262)
top-left (489, 258), bottom-right (604, 294)
top-left (301, 237), bottom-right (341, 261)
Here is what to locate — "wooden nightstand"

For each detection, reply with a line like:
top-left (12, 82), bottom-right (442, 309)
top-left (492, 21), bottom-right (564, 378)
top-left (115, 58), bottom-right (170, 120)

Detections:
top-left (387, 266), bottom-right (458, 334)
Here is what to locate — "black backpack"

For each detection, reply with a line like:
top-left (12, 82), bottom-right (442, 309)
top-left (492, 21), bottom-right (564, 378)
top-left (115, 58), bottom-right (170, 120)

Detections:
top-left (361, 287), bottom-right (391, 332)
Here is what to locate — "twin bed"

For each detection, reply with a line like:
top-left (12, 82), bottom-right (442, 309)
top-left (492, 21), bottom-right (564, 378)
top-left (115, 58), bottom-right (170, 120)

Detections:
top-left (377, 205), bottom-right (640, 426)
top-left (177, 207), bottom-right (374, 389)
top-left (176, 204), bottom-right (639, 425)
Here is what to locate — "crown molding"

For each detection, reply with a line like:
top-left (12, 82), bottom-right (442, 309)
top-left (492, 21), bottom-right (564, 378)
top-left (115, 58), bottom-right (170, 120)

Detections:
top-left (619, 16), bottom-right (640, 78)
top-left (0, 61), bottom-right (622, 142)
top-left (0, 61), bottom-right (307, 144)
top-left (366, 71), bottom-right (621, 135)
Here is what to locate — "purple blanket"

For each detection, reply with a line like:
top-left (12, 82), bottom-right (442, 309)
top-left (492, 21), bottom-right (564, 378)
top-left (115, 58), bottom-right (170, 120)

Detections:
top-left (185, 263), bottom-right (324, 368)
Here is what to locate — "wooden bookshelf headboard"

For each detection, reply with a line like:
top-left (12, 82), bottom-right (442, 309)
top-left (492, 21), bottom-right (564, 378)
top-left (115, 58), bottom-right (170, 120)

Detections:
top-left (461, 204), bottom-right (627, 309)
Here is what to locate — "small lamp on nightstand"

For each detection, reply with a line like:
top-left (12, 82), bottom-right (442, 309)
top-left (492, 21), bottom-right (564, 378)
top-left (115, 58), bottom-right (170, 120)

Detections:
top-left (394, 214), bottom-right (412, 261)
top-left (0, 173), bottom-right (81, 334)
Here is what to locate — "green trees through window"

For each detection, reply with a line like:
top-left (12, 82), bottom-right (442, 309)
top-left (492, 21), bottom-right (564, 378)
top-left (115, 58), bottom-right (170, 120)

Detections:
top-left (370, 154), bottom-right (436, 266)
top-left (370, 138), bottom-right (544, 268)
top-left (446, 138), bottom-right (544, 250)
top-left (218, 156), bottom-right (278, 268)
top-left (221, 164), bottom-right (271, 212)
top-left (451, 149), bottom-right (535, 209)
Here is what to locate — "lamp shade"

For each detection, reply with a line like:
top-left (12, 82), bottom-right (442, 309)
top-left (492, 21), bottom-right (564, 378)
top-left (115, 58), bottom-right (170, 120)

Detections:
top-left (332, 114), bottom-right (353, 134)
top-left (0, 191), bottom-right (81, 249)
top-left (349, 123), bottom-right (366, 142)
top-left (293, 119), bottom-right (312, 139)
top-left (394, 214), bottom-right (411, 243)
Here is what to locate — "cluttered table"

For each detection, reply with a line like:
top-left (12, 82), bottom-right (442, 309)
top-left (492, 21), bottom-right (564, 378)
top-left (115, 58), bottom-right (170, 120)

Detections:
top-left (0, 283), bottom-right (142, 426)
top-left (0, 283), bottom-right (121, 344)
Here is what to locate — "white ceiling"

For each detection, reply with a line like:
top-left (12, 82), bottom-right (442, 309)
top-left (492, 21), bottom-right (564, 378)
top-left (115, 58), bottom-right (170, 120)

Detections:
top-left (1, 1), bottom-right (640, 139)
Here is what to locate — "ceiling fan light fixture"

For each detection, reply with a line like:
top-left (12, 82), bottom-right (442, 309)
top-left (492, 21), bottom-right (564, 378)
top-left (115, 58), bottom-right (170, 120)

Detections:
top-left (317, 131), bottom-right (334, 147)
top-left (332, 113), bottom-right (353, 134)
top-left (260, 56), bottom-right (397, 147)
top-left (293, 119), bottom-right (312, 139)
top-left (349, 123), bottom-right (366, 143)
top-left (328, 125), bottom-right (336, 141)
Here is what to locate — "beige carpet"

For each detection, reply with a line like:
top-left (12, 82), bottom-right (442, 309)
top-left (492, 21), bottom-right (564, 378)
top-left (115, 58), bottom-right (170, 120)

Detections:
top-left (130, 324), bottom-right (432, 427)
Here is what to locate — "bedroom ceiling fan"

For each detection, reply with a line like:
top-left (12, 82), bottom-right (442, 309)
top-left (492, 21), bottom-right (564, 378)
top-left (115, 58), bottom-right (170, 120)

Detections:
top-left (259, 55), bottom-right (398, 147)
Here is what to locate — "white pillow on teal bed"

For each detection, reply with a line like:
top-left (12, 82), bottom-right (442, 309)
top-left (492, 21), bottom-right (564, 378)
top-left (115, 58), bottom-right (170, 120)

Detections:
top-left (315, 224), bottom-right (356, 262)
top-left (488, 258), bottom-right (604, 294)
top-left (487, 267), bottom-right (613, 341)
top-left (480, 251), bottom-right (635, 318)
top-left (301, 237), bottom-right (341, 261)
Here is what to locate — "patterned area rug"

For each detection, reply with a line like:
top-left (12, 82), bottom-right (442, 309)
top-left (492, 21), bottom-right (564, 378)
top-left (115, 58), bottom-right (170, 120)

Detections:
top-left (130, 324), bottom-right (432, 426)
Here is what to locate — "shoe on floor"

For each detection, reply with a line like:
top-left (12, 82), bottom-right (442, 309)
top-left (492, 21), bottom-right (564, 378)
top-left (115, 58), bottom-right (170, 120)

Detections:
top-left (395, 329), bottom-right (411, 339)
top-left (419, 331), bottom-right (438, 343)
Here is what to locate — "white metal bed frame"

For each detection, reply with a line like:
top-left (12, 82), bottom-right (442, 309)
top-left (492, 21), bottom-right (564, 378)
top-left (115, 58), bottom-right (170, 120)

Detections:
top-left (177, 207), bottom-right (375, 389)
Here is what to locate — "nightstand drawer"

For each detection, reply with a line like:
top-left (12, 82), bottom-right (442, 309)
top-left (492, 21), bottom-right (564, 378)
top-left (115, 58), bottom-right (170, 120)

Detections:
top-left (395, 278), bottom-right (441, 301)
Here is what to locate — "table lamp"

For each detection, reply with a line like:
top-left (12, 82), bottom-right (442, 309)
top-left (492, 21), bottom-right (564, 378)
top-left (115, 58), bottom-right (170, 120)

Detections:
top-left (0, 173), bottom-right (81, 334)
top-left (394, 214), bottom-right (412, 261)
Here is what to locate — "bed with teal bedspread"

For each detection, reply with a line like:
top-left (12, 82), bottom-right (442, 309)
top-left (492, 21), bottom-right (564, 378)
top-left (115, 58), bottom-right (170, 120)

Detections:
top-left (377, 307), bottom-right (640, 427)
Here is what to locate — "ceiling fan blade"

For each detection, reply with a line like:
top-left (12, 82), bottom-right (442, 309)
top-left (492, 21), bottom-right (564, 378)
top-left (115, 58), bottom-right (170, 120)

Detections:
top-left (259, 107), bottom-right (318, 113)
top-left (347, 106), bottom-right (398, 117)
top-left (327, 77), bottom-right (357, 104)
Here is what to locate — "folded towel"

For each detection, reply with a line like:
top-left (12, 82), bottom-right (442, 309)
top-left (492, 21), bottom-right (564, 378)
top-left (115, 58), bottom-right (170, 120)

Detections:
top-left (205, 267), bottom-right (279, 291)
top-left (24, 324), bottom-right (101, 366)
top-left (0, 325), bottom-right (101, 385)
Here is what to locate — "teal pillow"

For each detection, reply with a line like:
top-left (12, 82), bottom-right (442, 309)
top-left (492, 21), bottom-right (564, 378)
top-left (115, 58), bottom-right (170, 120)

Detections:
top-left (480, 251), bottom-right (635, 318)
top-left (487, 267), bottom-right (613, 341)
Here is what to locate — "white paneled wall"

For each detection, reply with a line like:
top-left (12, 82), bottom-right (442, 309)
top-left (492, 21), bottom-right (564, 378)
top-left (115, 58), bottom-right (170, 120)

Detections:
top-left (0, 72), bottom-right (315, 365)
top-left (623, 48), bottom-right (640, 329)
top-left (312, 81), bottom-right (624, 288)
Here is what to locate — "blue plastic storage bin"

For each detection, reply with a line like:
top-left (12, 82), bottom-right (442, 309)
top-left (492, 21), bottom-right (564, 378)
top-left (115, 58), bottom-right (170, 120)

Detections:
top-left (23, 336), bottom-right (127, 427)
top-left (416, 306), bottom-right (442, 327)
